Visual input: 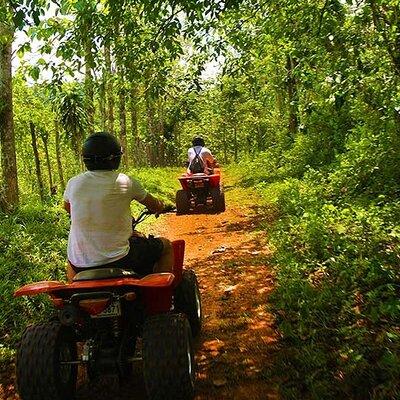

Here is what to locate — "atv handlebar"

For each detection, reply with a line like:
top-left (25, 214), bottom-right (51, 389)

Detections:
top-left (132, 206), bottom-right (175, 230)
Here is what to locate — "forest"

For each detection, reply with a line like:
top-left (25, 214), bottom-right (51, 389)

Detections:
top-left (1, 0), bottom-right (400, 399)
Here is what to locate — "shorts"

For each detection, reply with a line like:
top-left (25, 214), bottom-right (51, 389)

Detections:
top-left (70, 236), bottom-right (164, 276)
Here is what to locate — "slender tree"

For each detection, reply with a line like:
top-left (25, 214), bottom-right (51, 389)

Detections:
top-left (39, 129), bottom-right (54, 194)
top-left (0, 15), bottom-right (18, 210)
top-left (105, 43), bottom-right (115, 135)
top-left (54, 118), bottom-right (65, 191)
top-left (29, 122), bottom-right (45, 202)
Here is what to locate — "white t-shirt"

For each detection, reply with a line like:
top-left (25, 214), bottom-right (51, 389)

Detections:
top-left (187, 146), bottom-right (215, 173)
top-left (63, 171), bottom-right (147, 268)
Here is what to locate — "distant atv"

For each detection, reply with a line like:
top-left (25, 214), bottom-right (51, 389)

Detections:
top-left (14, 210), bottom-right (202, 400)
top-left (176, 169), bottom-right (225, 215)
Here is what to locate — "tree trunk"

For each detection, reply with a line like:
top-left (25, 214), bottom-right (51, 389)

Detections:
top-left (146, 96), bottom-right (157, 166)
top-left (70, 124), bottom-right (84, 170)
top-left (0, 34), bottom-right (19, 211)
top-left (157, 100), bottom-right (165, 166)
top-left (233, 125), bottom-right (238, 162)
top-left (118, 86), bottom-right (128, 167)
top-left (286, 54), bottom-right (299, 139)
top-left (54, 119), bottom-right (65, 192)
top-left (222, 127), bottom-right (228, 164)
top-left (41, 135), bottom-right (54, 194)
top-left (30, 122), bottom-right (45, 202)
top-left (99, 80), bottom-right (107, 130)
top-left (130, 85), bottom-right (139, 162)
top-left (105, 43), bottom-right (114, 134)
top-left (85, 40), bottom-right (94, 135)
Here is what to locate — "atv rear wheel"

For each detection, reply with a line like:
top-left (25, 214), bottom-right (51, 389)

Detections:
top-left (176, 190), bottom-right (190, 215)
top-left (210, 187), bottom-right (226, 212)
top-left (143, 313), bottom-right (195, 400)
top-left (17, 322), bottom-right (77, 400)
top-left (174, 269), bottom-right (202, 337)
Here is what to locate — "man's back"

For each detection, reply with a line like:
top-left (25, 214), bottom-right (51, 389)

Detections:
top-left (64, 170), bottom-right (147, 267)
top-left (188, 146), bottom-right (215, 173)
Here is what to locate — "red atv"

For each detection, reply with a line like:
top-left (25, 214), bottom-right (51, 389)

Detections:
top-left (14, 210), bottom-right (202, 400)
top-left (175, 169), bottom-right (225, 215)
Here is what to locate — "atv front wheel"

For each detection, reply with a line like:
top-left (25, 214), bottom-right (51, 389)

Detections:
top-left (17, 322), bottom-right (77, 400)
top-left (174, 269), bottom-right (202, 337)
top-left (176, 190), bottom-right (190, 215)
top-left (143, 313), bottom-right (195, 400)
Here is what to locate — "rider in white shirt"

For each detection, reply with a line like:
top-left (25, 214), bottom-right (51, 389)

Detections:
top-left (63, 132), bottom-right (173, 282)
top-left (187, 137), bottom-right (217, 174)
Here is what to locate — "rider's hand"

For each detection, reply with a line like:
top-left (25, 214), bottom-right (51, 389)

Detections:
top-left (140, 193), bottom-right (164, 214)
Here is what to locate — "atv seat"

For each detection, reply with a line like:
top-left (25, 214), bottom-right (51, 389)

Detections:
top-left (73, 267), bottom-right (141, 282)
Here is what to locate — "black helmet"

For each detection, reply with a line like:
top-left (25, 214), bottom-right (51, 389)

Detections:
top-left (192, 136), bottom-right (205, 147)
top-left (82, 132), bottom-right (122, 171)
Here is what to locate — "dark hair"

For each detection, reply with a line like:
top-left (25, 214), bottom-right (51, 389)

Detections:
top-left (82, 132), bottom-right (122, 171)
top-left (192, 136), bottom-right (205, 147)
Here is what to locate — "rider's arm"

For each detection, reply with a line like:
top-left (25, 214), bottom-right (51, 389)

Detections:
top-left (203, 149), bottom-right (217, 167)
top-left (130, 176), bottom-right (164, 213)
top-left (209, 150), bottom-right (217, 165)
top-left (139, 193), bottom-right (164, 214)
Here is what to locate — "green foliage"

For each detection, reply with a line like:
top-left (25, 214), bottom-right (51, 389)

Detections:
top-left (211, 6), bottom-right (400, 395)
top-left (0, 203), bottom-right (69, 347)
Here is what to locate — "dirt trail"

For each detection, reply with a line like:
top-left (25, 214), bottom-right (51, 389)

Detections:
top-left (153, 186), bottom-right (279, 400)
top-left (1, 181), bottom-right (279, 400)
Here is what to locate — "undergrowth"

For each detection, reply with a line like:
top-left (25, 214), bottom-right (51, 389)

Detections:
top-left (234, 132), bottom-right (400, 399)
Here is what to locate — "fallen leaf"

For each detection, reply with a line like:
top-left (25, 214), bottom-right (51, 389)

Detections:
top-left (249, 250), bottom-right (261, 255)
top-left (213, 378), bottom-right (227, 387)
top-left (203, 339), bottom-right (225, 352)
top-left (224, 285), bottom-right (237, 294)
top-left (212, 246), bottom-right (228, 254)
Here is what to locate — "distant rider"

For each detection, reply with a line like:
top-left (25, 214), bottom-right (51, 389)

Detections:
top-left (187, 136), bottom-right (217, 175)
top-left (63, 132), bottom-right (173, 282)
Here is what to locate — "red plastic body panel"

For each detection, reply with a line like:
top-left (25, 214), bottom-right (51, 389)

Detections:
top-left (15, 240), bottom-right (187, 316)
top-left (14, 273), bottom-right (175, 298)
top-left (179, 172), bottom-right (220, 191)
top-left (142, 240), bottom-right (185, 314)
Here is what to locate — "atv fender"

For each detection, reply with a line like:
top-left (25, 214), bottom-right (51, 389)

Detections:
top-left (14, 273), bottom-right (175, 297)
